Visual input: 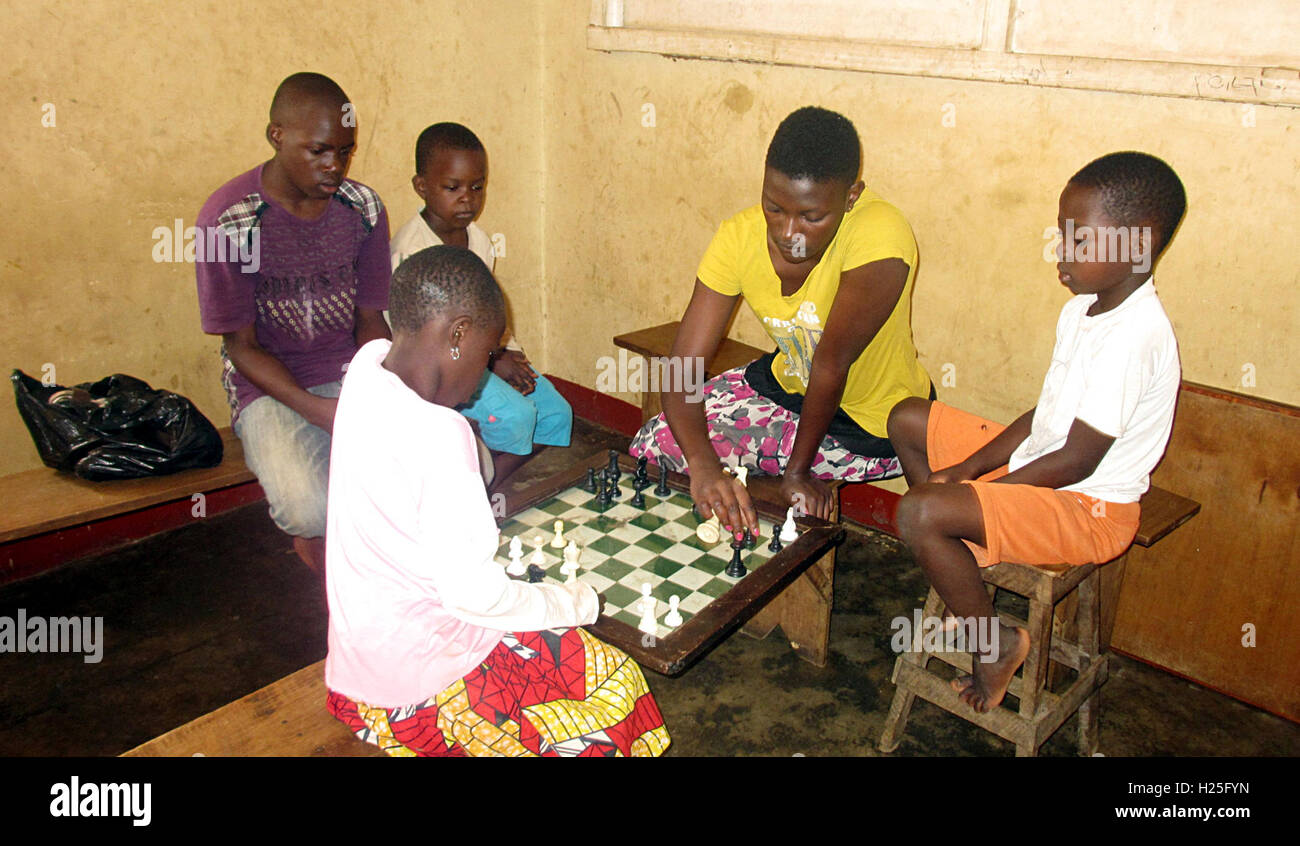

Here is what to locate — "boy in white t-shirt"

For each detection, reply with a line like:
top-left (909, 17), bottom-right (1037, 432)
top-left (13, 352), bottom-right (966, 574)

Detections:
top-left (886, 152), bottom-right (1186, 714)
top-left (390, 123), bottom-right (573, 492)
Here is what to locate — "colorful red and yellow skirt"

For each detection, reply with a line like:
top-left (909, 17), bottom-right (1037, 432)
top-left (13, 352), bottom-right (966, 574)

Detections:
top-left (327, 627), bottom-right (670, 757)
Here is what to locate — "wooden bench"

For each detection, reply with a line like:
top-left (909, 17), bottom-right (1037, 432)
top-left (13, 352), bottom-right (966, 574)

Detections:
top-left (613, 321), bottom-right (765, 423)
top-left (0, 428), bottom-right (258, 585)
top-left (123, 660), bottom-right (380, 757)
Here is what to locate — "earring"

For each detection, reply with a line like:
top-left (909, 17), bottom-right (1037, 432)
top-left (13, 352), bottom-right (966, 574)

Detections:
top-left (450, 346), bottom-right (461, 361)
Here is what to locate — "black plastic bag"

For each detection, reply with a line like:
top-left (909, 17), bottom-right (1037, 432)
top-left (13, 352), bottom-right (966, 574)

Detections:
top-left (11, 370), bottom-right (223, 480)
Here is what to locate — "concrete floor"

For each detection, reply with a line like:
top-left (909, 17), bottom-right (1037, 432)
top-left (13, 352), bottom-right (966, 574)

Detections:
top-left (1, 418), bottom-right (1296, 757)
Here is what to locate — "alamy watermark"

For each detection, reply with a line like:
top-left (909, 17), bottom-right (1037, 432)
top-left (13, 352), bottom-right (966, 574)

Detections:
top-left (152, 219), bottom-right (261, 273)
top-left (1042, 221), bottom-right (1153, 274)
top-left (0, 610), bottom-right (103, 663)
top-left (596, 350), bottom-right (706, 404)
top-left (890, 609), bottom-right (1000, 663)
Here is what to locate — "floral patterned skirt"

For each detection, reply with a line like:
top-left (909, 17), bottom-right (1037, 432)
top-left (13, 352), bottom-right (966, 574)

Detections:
top-left (628, 362), bottom-right (903, 483)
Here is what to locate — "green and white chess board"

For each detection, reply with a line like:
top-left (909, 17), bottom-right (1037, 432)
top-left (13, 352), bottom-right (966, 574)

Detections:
top-left (496, 474), bottom-right (782, 630)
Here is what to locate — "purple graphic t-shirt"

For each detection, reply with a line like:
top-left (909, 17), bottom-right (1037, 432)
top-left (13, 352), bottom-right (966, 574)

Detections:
top-left (195, 164), bottom-right (391, 421)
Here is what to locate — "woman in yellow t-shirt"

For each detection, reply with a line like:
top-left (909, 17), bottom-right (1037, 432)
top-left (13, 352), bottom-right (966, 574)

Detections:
top-left (629, 107), bottom-right (931, 532)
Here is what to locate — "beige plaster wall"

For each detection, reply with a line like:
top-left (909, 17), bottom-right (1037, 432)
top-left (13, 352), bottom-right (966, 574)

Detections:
top-left (4, 0), bottom-right (1296, 477)
top-left (2, 0), bottom-right (544, 474)
top-left (539, 1), bottom-right (1298, 427)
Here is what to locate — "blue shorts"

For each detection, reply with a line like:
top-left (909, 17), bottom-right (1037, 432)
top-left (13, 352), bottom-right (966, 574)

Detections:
top-left (459, 369), bottom-right (572, 455)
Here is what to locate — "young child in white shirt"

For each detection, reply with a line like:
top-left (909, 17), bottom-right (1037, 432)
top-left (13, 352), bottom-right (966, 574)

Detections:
top-left (390, 122), bottom-right (573, 492)
top-left (887, 151), bottom-right (1186, 714)
top-left (324, 244), bottom-right (670, 756)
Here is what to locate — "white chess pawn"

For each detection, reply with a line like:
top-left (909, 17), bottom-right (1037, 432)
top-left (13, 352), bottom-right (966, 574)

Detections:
top-left (780, 506), bottom-right (799, 544)
top-left (529, 535), bottom-right (546, 567)
top-left (696, 513), bottom-right (722, 545)
top-left (637, 583), bottom-right (657, 635)
top-left (561, 540), bottom-right (580, 583)
top-left (550, 519), bottom-right (566, 549)
top-left (663, 595), bottom-right (683, 628)
top-left (506, 536), bottom-right (526, 576)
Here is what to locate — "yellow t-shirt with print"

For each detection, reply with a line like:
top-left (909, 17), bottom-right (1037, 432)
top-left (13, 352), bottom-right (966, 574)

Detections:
top-left (696, 189), bottom-right (930, 438)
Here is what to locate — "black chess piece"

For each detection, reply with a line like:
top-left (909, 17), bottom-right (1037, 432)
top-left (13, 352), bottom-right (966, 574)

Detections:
top-left (725, 536), bottom-right (748, 579)
top-left (767, 531), bottom-right (783, 553)
top-left (526, 564), bottom-right (546, 583)
top-left (596, 472), bottom-right (610, 507)
top-left (605, 467), bottom-right (622, 499)
top-left (631, 487), bottom-right (645, 508)
top-left (654, 467), bottom-right (671, 497)
top-left (607, 449), bottom-right (622, 483)
top-left (744, 527), bottom-right (757, 550)
top-left (635, 455), bottom-right (649, 485)
top-left (583, 467), bottom-right (598, 493)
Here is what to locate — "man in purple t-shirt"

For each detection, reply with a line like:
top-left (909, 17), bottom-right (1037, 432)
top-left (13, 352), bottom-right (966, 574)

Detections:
top-left (195, 72), bottom-right (391, 574)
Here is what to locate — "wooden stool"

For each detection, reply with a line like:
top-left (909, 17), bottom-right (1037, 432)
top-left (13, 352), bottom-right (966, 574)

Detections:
top-left (878, 485), bottom-right (1199, 757)
top-left (879, 560), bottom-right (1106, 757)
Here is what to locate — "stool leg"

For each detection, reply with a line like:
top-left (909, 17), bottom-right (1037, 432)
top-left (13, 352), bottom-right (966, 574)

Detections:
top-left (879, 587), bottom-right (945, 753)
top-left (1014, 597), bottom-right (1054, 756)
top-left (1076, 571), bottom-right (1102, 756)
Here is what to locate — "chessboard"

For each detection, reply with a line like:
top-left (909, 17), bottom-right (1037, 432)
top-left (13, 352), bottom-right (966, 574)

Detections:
top-left (494, 452), bottom-right (845, 675)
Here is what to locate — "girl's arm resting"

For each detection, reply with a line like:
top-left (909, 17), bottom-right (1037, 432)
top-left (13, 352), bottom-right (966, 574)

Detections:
top-left (437, 551), bottom-right (600, 631)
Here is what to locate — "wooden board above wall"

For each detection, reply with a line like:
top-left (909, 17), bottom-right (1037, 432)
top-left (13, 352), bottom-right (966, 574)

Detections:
top-left (1112, 383), bottom-right (1300, 723)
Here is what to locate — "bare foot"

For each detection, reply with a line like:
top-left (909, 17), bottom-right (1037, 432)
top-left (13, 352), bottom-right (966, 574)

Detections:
top-left (949, 625), bottom-right (1030, 713)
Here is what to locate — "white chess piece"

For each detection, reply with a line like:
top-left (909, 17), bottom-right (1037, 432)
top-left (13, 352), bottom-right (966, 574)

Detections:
top-left (696, 514), bottom-right (722, 544)
top-left (506, 536), bottom-right (526, 576)
top-left (734, 466), bottom-right (749, 488)
top-left (663, 595), bottom-right (683, 628)
top-left (561, 540), bottom-right (580, 583)
top-left (780, 506), bottom-right (799, 544)
top-left (550, 520), bottom-right (566, 549)
top-left (637, 583), bottom-right (657, 635)
top-left (529, 535), bottom-right (546, 567)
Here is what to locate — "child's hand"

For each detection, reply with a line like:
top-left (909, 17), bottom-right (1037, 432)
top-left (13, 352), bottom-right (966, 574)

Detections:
top-left (563, 579), bottom-right (601, 625)
top-left (492, 351), bottom-right (537, 395)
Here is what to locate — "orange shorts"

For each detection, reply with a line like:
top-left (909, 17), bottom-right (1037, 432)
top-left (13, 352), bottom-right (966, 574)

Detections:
top-left (926, 402), bottom-right (1140, 568)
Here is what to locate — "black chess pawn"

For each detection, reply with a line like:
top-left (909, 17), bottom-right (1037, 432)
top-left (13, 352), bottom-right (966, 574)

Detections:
top-left (605, 467), bottom-right (622, 499)
top-left (583, 467), bottom-right (598, 493)
top-left (631, 487), bottom-right (646, 508)
top-left (596, 472), bottom-right (610, 507)
top-left (725, 535), bottom-right (748, 579)
top-left (654, 467), bottom-right (671, 497)
top-left (767, 531), bottom-right (783, 553)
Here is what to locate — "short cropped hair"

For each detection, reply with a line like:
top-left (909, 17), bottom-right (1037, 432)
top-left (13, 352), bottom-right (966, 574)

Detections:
top-left (1070, 152), bottom-right (1187, 254)
top-left (389, 245), bottom-right (504, 334)
top-left (765, 107), bottom-right (861, 185)
top-left (415, 122), bottom-right (485, 174)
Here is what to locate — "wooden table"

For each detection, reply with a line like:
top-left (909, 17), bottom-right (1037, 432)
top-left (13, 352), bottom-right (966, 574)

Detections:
top-left (497, 452), bottom-right (846, 675)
